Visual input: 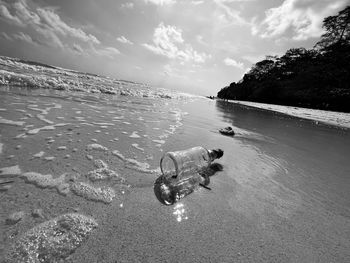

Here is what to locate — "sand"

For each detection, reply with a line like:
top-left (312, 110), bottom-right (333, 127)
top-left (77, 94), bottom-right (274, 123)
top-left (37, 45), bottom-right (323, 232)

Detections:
top-left (1, 86), bottom-right (350, 262)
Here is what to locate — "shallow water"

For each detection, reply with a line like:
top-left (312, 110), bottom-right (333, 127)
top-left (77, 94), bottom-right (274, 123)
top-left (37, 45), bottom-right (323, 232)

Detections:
top-left (1, 88), bottom-right (350, 262)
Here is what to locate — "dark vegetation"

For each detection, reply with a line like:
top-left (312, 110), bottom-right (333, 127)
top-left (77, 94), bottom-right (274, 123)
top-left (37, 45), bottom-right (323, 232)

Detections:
top-left (217, 6), bottom-right (350, 112)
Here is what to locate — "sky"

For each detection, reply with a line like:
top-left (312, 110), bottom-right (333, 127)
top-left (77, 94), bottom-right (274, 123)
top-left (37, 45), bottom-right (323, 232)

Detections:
top-left (0, 0), bottom-right (348, 95)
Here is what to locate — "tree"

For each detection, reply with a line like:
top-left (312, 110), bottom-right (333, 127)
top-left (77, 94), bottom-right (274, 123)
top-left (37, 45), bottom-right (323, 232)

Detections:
top-left (217, 5), bottom-right (350, 112)
top-left (315, 6), bottom-right (350, 50)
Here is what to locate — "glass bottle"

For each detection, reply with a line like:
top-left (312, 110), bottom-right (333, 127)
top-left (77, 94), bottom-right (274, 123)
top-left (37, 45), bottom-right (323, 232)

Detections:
top-left (160, 146), bottom-right (223, 181)
top-left (155, 146), bottom-right (223, 205)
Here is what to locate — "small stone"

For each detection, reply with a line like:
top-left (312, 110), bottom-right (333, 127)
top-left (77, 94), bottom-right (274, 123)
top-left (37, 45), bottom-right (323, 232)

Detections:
top-left (64, 154), bottom-right (70, 159)
top-left (6, 211), bottom-right (25, 225)
top-left (86, 155), bottom-right (93, 160)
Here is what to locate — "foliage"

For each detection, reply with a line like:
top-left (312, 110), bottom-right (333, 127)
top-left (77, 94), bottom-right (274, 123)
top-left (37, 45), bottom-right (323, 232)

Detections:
top-left (217, 6), bottom-right (350, 112)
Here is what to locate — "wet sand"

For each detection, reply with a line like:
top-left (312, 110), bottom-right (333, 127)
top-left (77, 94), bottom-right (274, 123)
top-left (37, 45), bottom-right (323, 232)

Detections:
top-left (1, 89), bottom-right (350, 262)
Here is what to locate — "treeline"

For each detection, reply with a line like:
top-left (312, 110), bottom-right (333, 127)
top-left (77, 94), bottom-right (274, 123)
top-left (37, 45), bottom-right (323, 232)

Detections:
top-left (217, 6), bottom-right (350, 112)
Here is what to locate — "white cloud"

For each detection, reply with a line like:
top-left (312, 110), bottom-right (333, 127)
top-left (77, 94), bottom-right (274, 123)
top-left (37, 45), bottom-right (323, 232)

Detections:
top-left (0, 3), bottom-right (24, 26)
top-left (1, 31), bottom-right (13, 41)
top-left (196, 35), bottom-right (207, 46)
top-left (213, 0), bottom-right (249, 26)
top-left (253, 0), bottom-right (348, 40)
top-left (223, 57), bottom-right (244, 69)
top-left (191, 1), bottom-right (204, 5)
top-left (217, 0), bottom-right (255, 2)
top-left (36, 8), bottom-right (100, 44)
top-left (72, 43), bottom-right (84, 54)
top-left (94, 47), bottom-right (121, 58)
top-left (242, 54), bottom-right (265, 64)
top-left (117, 36), bottom-right (133, 44)
top-left (13, 31), bottom-right (38, 45)
top-left (13, 0), bottom-right (40, 25)
top-left (35, 26), bottom-right (64, 48)
top-left (121, 2), bottom-right (134, 9)
top-left (142, 22), bottom-right (210, 63)
top-left (0, 0), bottom-right (100, 48)
top-left (144, 0), bottom-right (176, 6)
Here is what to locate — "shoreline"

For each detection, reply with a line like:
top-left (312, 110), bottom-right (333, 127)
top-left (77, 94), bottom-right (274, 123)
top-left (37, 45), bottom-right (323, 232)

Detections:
top-left (220, 99), bottom-right (350, 130)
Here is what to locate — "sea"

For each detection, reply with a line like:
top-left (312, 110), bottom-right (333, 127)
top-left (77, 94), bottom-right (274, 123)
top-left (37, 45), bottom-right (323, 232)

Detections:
top-left (1, 56), bottom-right (350, 262)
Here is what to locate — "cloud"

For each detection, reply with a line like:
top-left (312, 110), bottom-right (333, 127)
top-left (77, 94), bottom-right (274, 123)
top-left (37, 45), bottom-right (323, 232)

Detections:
top-left (36, 7), bottom-right (100, 44)
top-left (242, 54), bottom-right (265, 64)
top-left (12, 31), bottom-right (38, 45)
top-left (72, 43), bottom-right (84, 54)
top-left (216, 0), bottom-right (255, 2)
top-left (223, 57), bottom-right (244, 69)
top-left (0, 31), bottom-right (13, 41)
top-left (13, 0), bottom-right (40, 25)
top-left (144, 0), bottom-right (176, 6)
top-left (213, 0), bottom-right (250, 26)
top-left (34, 26), bottom-right (64, 48)
top-left (191, 1), bottom-right (204, 5)
top-left (117, 36), bottom-right (133, 44)
top-left (121, 2), bottom-right (134, 9)
top-left (252, 0), bottom-right (348, 40)
top-left (196, 35), bottom-right (207, 46)
top-left (142, 22), bottom-right (210, 63)
top-left (94, 47), bottom-right (121, 58)
top-left (0, 0), bottom-right (100, 48)
top-left (0, 3), bottom-right (24, 26)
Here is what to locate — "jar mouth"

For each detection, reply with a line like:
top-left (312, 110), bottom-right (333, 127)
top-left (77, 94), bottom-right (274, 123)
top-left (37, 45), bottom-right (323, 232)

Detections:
top-left (160, 152), bottom-right (179, 178)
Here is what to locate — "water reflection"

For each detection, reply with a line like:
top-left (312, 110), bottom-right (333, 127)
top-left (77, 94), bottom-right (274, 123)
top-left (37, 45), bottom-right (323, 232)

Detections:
top-left (173, 203), bottom-right (188, 222)
top-left (153, 163), bottom-right (223, 205)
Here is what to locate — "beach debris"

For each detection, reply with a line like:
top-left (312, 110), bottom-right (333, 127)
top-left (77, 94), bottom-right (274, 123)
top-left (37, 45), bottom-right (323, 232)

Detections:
top-left (5, 213), bottom-right (98, 263)
top-left (44, 156), bottom-right (55, 161)
top-left (70, 182), bottom-right (116, 204)
top-left (219, 126), bottom-right (235, 136)
top-left (6, 211), bottom-right (25, 225)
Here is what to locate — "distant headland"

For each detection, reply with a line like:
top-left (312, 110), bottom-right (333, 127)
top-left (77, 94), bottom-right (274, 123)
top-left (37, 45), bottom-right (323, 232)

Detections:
top-left (217, 6), bottom-right (350, 113)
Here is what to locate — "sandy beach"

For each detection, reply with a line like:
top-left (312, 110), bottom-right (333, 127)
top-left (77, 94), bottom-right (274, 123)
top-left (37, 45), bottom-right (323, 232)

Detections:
top-left (1, 85), bottom-right (350, 262)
